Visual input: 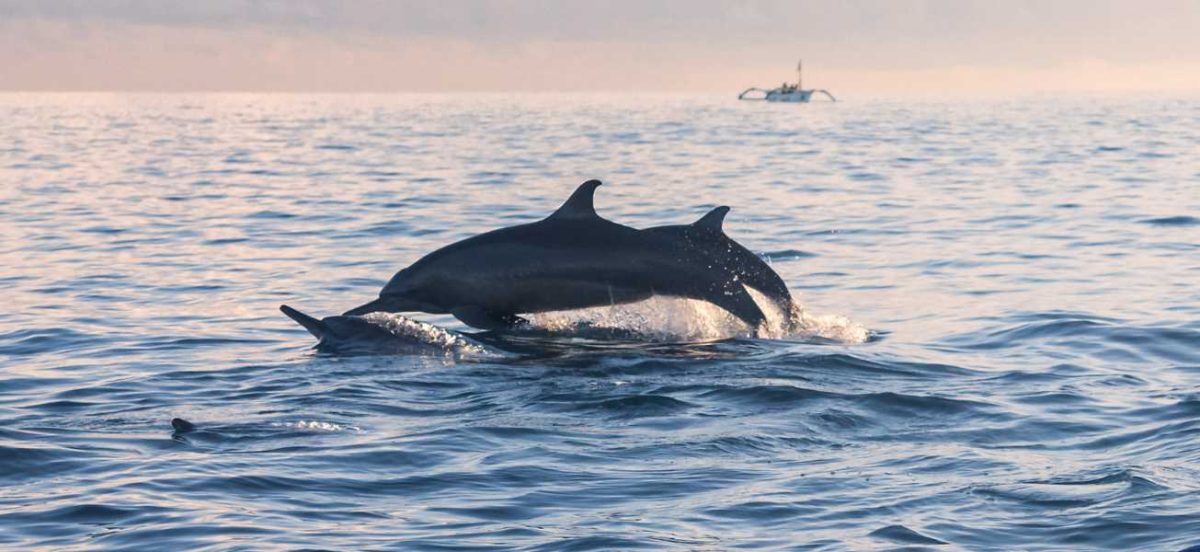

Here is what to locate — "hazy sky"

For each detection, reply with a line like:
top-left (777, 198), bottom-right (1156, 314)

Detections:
top-left (2, 0), bottom-right (1199, 94)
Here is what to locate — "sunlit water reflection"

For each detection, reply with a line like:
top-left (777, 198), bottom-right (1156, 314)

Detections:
top-left (1, 93), bottom-right (1197, 550)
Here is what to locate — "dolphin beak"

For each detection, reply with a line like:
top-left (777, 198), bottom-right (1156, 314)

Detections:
top-left (342, 296), bottom-right (416, 316)
top-left (280, 305), bottom-right (328, 339)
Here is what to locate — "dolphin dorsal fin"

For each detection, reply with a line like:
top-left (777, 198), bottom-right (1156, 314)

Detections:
top-left (693, 206), bottom-right (730, 233)
top-left (548, 179), bottom-right (603, 220)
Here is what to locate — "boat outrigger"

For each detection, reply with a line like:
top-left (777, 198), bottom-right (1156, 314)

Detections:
top-left (738, 60), bottom-right (836, 103)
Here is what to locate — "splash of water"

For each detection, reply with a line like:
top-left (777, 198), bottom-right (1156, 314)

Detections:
top-left (271, 420), bottom-right (361, 432)
top-left (529, 288), bottom-right (870, 344)
top-left (360, 312), bottom-right (498, 356)
top-left (786, 302), bottom-right (871, 344)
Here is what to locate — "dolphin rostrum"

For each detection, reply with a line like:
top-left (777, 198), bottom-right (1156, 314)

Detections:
top-left (280, 305), bottom-right (492, 356)
top-left (644, 206), bottom-right (794, 317)
top-left (343, 180), bottom-right (767, 331)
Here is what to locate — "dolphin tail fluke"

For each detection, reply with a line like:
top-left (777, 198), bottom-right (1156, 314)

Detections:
top-left (280, 305), bottom-right (328, 339)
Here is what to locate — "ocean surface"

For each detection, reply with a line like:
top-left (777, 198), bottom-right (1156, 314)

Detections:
top-left (1, 93), bottom-right (1198, 550)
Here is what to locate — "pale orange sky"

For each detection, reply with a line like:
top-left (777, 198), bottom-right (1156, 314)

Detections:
top-left (2, 0), bottom-right (1199, 95)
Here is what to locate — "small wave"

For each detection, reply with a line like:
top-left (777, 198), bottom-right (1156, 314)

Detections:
top-left (538, 394), bottom-right (695, 420)
top-left (858, 391), bottom-right (997, 418)
top-left (869, 524), bottom-right (947, 545)
top-left (944, 315), bottom-right (1198, 364)
top-left (1033, 469), bottom-right (1169, 491)
top-left (979, 318), bottom-right (1111, 345)
top-left (0, 327), bottom-right (105, 356)
top-left (3, 503), bottom-right (152, 524)
top-left (978, 468), bottom-right (1164, 509)
top-left (703, 500), bottom-right (811, 522)
top-left (1140, 215), bottom-right (1198, 226)
top-left (430, 505), bottom-right (541, 522)
top-left (699, 384), bottom-right (834, 407)
top-left (528, 535), bottom-right (661, 550)
top-left (247, 209), bottom-right (298, 219)
top-left (0, 444), bottom-right (88, 482)
top-left (778, 352), bottom-right (975, 379)
top-left (761, 249), bottom-right (818, 261)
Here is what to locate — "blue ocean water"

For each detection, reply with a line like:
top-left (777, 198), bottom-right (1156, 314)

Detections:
top-left (1, 93), bottom-right (1198, 550)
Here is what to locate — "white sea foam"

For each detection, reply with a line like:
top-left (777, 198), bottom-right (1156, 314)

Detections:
top-left (529, 287), bottom-right (870, 344)
top-left (272, 420), bottom-right (361, 432)
top-left (361, 312), bottom-right (498, 356)
top-left (786, 303), bottom-right (872, 345)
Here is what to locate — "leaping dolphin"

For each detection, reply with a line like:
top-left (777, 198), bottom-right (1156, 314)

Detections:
top-left (343, 180), bottom-right (768, 331)
top-left (644, 206), bottom-right (794, 318)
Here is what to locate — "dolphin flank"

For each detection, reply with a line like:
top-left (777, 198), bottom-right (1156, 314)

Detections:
top-left (643, 205), bottom-right (794, 317)
top-left (343, 180), bottom-right (768, 330)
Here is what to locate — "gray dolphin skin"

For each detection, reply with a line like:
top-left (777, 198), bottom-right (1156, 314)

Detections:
top-left (280, 305), bottom-right (483, 355)
top-left (644, 206), bottom-right (794, 316)
top-left (343, 180), bottom-right (768, 330)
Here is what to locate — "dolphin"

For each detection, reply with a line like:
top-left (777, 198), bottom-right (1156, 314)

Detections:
top-left (343, 180), bottom-right (767, 331)
top-left (643, 206), bottom-right (794, 317)
top-left (280, 305), bottom-right (493, 356)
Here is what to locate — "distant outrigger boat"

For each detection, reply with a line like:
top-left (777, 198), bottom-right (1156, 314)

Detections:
top-left (738, 60), bottom-right (836, 103)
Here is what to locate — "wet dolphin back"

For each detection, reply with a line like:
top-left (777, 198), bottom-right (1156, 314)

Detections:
top-left (644, 207), bottom-right (793, 312)
top-left (347, 180), bottom-right (768, 329)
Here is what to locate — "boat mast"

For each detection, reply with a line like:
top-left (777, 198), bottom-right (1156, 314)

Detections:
top-left (797, 59), bottom-right (803, 90)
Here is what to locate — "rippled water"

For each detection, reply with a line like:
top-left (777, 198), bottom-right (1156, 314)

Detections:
top-left (2, 93), bottom-right (1198, 550)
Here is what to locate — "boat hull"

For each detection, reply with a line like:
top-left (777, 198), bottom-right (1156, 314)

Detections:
top-left (765, 90), bottom-right (814, 103)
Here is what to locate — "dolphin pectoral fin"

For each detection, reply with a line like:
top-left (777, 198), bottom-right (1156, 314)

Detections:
top-left (452, 306), bottom-right (529, 330)
top-left (280, 305), bottom-right (329, 339)
top-left (701, 285), bottom-right (767, 332)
